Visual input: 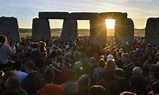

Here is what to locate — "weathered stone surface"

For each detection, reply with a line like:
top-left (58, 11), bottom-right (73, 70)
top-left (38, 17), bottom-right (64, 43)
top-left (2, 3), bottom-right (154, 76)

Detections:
top-left (0, 17), bottom-right (20, 42)
top-left (32, 18), bottom-right (51, 41)
top-left (90, 18), bottom-right (106, 44)
top-left (60, 19), bottom-right (77, 42)
top-left (37, 11), bottom-right (134, 45)
top-left (39, 12), bottom-right (69, 19)
top-left (69, 12), bottom-right (98, 20)
top-left (115, 18), bottom-right (134, 43)
top-left (145, 18), bottom-right (159, 45)
top-left (99, 12), bottom-right (127, 19)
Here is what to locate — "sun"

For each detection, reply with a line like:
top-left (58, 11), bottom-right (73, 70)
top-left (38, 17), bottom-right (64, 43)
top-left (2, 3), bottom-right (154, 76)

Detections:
top-left (105, 19), bottom-right (116, 29)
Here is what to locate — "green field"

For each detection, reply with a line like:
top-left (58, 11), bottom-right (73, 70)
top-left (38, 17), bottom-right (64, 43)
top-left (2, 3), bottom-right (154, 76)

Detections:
top-left (19, 28), bottom-right (145, 38)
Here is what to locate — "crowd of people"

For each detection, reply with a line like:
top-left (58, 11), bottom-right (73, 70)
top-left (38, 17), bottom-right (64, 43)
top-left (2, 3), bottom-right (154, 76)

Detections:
top-left (0, 34), bottom-right (159, 95)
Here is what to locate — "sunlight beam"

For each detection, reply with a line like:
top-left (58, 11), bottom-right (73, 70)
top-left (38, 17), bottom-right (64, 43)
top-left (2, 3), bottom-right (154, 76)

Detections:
top-left (105, 19), bottom-right (115, 29)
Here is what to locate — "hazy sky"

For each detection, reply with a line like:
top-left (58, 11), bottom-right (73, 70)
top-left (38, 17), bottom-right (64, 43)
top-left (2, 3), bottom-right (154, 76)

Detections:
top-left (0, 0), bottom-right (159, 28)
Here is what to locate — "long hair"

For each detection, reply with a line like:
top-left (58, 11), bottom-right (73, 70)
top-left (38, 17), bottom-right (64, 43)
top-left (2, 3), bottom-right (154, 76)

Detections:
top-left (0, 35), bottom-right (7, 43)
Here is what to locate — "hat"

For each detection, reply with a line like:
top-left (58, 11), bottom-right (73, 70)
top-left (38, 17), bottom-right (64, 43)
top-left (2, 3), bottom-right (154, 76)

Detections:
top-left (107, 54), bottom-right (114, 60)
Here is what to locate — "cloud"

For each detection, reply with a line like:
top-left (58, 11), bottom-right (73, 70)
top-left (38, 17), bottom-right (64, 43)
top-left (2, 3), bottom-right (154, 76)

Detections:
top-left (0, 0), bottom-right (159, 28)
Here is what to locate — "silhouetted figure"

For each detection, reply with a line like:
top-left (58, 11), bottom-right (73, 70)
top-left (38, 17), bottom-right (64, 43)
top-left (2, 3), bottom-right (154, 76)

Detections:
top-left (36, 68), bottom-right (65, 95)
top-left (0, 35), bottom-right (16, 70)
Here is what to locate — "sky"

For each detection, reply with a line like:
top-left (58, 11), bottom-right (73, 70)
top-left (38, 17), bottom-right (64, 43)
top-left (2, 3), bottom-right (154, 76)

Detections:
top-left (0, 0), bottom-right (159, 29)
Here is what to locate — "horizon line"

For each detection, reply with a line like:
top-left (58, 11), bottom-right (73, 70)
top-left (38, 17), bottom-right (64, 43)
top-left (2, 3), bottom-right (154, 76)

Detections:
top-left (19, 27), bottom-right (145, 29)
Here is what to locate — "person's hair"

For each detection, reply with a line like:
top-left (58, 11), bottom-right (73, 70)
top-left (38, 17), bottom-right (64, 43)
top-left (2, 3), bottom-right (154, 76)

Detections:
top-left (39, 41), bottom-right (47, 57)
top-left (106, 59), bottom-right (115, 69)
top-left (97, 58), bottom-right (105, 68)
top-left (64, 52), bottom-right (72, 58)
top-left (3, 71), bottom-right (18, 81)
top-left (150, 64), bottom-right (159, 74)
top-left (89, 57), bottom-right (96, 63)
top-left (150, 72), bottom-right (159, 80)
top-left (39, 41), bottom-right (46, 52)
top-left (0, 35), bottom-right (7, 43)
top-left (151, 81), bottom-right (159, 94)
top-left (116, 52), bottom-right (122, 58)
top-left (35, 58), bottom-right (46, 71)
top-left (14, 61), bottom-right (23, 70)
top-left (89, 85), bottom-right (106, 95)
top-left (24, 61), bottom-right (35, 70)
top-left (114, 68), bottom-right (124, 77)
top-left (67, 69), bottom-right (77, 81)
top-left (44, 68), bottom-right (55, 83)
top-left (120, 91), bottom-right (137, 95)
top-left (56, 48), bottom-right (62, 55)
top-left (121, 53), bottom-right (129, 58)
top-left (6, 60), bottom-right (15, 70)
top-left (73, 51), bottom-right (81, 60)
top-left (132, 67), bottom-right (143, 76)
top-left (78, 74), bottom-right (90, 90)
top-left (5, 76), bottom-right (21, 89)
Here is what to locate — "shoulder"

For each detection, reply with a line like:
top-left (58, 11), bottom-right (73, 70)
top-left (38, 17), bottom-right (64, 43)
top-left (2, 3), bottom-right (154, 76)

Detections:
top-left (1, 43), bottom-right (10, 48)
top-left (53, 84), bottom-right (63, 88)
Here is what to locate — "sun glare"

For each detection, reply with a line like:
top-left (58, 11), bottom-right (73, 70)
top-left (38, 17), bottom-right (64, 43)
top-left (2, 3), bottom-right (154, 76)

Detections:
top-left (105, 19), bottom-right (115, 29)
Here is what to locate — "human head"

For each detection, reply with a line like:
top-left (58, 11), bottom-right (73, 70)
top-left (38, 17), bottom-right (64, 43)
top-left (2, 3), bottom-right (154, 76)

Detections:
top-left (14, 61), bottom-right (23, 70)
top-left (149, 72), bottom-right (159, 83)
top-left (114, 68), bottom-right (124, 78)
top-left (107, 54), bottom-right (114, 61)
top-left (73, 51), bottom-right (81, 60)
top-left (106, 59), bottom-right (115, 69)
top-left (55, 48), bottom-right (62, 56)
top-left (155, 52), bottom-right (159, 60)
top-left (64, 52), bottom-right (72, 59)
top-left (0, 35), bottom-right (7, 43)
top-left (120, 91), bottom-right (137, 95)
top-left (3, 71), bottom-right (18, 82)
top-left (44, 68), bottom-right (55, 84)
top-left (78, 74), bottom-right (91, 91)
top-left (97, 58), bottom-right (105, 68)
top-left (151, 81), bottom-right (159, 94)
top-left (116, 52), bottom-right (122, 59)
top-left (67, 69), bottom-right (77, 81)
top-left (89, 57), bottom-right (96, 63)
top-left (88, 85), bottom-right (106, 95)
top-left (5, 76), bottom-right (21, 89)
top-left (121, 53), bottom-right (129, 63)
top-left (24, 61), bottom-right (35, 73)
top-left (35, 58), bottom-right (46, 72)
top-left (132, 67), bottom-right (143, 77)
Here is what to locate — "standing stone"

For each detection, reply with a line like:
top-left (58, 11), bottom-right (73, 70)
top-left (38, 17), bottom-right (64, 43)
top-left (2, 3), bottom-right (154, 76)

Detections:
top-left (99, 12), bottom-right (127, 19)
top-left (60, 19), bottom-right (77, 42)
top-left (70, 12), bottom-right (98, 20)
top-left (115, 18), bottom-right (134, 43)
top-left (39, 12), bottom-right (69, 19)
top-left (0, 17), bottom-right (20, 42)
top-left (32, 18), bottom-right (51, 41)
top-left (145, 18), bottom-right (159, 45)
top-left (90, 18), bottom-right (106, 45)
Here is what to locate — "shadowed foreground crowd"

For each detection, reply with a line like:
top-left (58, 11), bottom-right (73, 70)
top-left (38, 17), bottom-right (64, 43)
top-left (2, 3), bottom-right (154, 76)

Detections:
top-left (0, 35), bottom-right (159, 95)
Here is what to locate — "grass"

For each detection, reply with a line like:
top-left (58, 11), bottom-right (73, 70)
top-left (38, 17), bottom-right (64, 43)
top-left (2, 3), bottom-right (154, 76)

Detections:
top-left (19, 28), bottom-right (145, 38)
